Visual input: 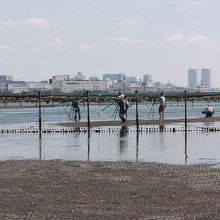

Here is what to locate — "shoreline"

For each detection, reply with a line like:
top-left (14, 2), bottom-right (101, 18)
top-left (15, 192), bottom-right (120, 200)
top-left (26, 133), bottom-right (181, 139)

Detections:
top-left (0, 160), bottom-right (219, 219)
top-left (58, 116), bottom-right (220, 127)
top-left (0, 99), bottom-right (218, 109)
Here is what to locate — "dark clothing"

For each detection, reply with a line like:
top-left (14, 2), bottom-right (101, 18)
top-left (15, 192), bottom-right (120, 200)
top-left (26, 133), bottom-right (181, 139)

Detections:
top-left (72, 100), bottom-right (81, 120)
top-left (117, 99), bottom-right (129, 122)
top-left (72, 100), bottom-right (79, 109)
top-left (117, 99), bottom-right (129, 114)
top-left (202, 107), bottom-right (214, 118)
top-left (205, 111), bottom-right (213, 117)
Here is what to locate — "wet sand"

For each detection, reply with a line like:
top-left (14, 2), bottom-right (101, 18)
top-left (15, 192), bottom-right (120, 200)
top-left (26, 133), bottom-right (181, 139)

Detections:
top-left (59, 116), bottom-right (220, 127)
top-left (0, 160), bottom-right (220, 219)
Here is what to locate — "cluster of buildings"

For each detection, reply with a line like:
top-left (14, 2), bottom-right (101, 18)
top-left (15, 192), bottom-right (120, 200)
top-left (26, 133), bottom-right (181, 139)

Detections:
top-left (0, 75), bottom-right (51, 94)
top-left (44, 72), bottom-right (181, 93)
top-left (0, 69), bottom-right (215, 94)
top-left (188, 68), bottom-right (211, 91)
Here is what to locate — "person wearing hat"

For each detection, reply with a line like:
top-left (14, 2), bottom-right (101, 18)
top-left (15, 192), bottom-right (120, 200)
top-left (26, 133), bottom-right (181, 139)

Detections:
top-left (117, 94), bottom-right (129, 123)
top-left (159, 92), bottom-right (166, 120)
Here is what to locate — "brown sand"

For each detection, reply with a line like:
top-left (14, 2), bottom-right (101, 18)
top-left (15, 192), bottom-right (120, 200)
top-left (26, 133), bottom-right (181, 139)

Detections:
top-left (59, 116), bottom-right (220, 127)
top-left (0, 160), bottom-right (220, 219)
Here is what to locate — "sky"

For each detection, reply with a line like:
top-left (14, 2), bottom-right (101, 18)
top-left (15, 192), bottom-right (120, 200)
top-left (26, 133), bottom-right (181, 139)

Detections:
top-left (0, 0), bottom-right (220, 86)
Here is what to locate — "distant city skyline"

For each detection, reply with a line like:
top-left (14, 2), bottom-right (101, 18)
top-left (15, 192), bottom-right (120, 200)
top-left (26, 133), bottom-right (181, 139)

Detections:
top-left (1, 0), bottom-right (220, 86)
top-left (0, 69), bottom-right (215, 89)
top-left (188, 68), bottom-right (212, 89)
top-left (201, 68), bottom-right (211, 89)
top-left (188, 69), bottom-right (198, 88)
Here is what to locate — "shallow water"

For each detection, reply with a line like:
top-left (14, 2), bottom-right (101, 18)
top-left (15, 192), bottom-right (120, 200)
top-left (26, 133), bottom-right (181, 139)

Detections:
top-left (1, 123), bottom-right (220, 166)
top-left (0, 101), bottom-right (220, 129)
top-left (1, 102), bottom-right (220, 166)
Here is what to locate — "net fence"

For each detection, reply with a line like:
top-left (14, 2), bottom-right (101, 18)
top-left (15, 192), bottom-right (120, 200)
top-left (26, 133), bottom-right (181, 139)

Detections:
top-left (0, 93), bottom-right (220, 131)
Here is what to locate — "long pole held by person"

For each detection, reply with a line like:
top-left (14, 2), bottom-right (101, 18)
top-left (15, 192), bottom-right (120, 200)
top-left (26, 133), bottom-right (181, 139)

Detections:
top-left (101, 100), bottom-right (116, 112)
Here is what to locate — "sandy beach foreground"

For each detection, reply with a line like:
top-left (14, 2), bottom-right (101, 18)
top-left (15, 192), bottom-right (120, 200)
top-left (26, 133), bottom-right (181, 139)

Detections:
top-left (0, 160), bottom-right (220, 219)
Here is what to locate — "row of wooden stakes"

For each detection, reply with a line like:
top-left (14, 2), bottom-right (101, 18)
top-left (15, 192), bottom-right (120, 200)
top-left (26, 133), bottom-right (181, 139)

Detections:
top-left (0, 126), bottom-right (220, 134)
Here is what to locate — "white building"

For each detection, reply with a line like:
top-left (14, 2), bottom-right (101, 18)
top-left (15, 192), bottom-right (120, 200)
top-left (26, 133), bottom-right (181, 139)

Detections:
top-left (52, 75), bottom-right (70, 92)
top-left (26, 82), bottom-right (52, 93)
top-left (109, 81), bottom-right (142, 92)
top-left (52, 75), bottom-right (105, 93)
top-left (7, 81), bottom-right (28, 93)
top-left (61, 80), bottom-right (105, 93)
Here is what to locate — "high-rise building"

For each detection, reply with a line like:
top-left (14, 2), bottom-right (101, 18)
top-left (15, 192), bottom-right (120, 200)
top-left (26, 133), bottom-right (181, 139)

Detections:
top-left (155, 82), bottom-right (164, 87)
top-left (188, 69), bottom-right (198, 88)
top-left (75, 72), bottom-right (86, 80)
top-left (143, 74), bottom-right (152, 82)
top-left (0, 75), bottom-right (13, 81)
top-left (201, 68), bottom-right (211, 89)
top-left (103, 73), bottom-right (124, 82)
top-left (89, 75), bottom-right (99, 81)
top-left (143, 74), bottom-right (153, 87)
top-left (126, 76), bottom-right (137, 83)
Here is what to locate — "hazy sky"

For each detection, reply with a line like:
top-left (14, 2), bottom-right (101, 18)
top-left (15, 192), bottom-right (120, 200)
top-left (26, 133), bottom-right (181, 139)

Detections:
top-left (0, 0), bottom-right (220, 86)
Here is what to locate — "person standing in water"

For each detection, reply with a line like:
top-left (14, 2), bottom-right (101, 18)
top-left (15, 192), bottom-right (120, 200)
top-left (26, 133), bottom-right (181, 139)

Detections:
top-left (159, 92), bottom-right (166, 120)
top-left (117, 94), bottom-right (129, 123)
top-left (72, 98), bottom-right (81, 121)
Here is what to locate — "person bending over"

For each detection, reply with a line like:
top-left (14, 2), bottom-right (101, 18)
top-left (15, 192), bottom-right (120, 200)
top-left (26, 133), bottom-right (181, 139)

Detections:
top-left (202, 106), bottom-right (215, 117)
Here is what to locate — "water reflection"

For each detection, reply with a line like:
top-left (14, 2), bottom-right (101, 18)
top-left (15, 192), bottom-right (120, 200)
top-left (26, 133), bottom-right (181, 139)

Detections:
top-left (159, 123), bottom-right (165, 132)
top-left (203, 121), bottom-right (215, 127)
top-left (184, 132), bottom-right (188, 164)
top-left (119, 126), bottom-right (128, 156)
top-left (136, 131), bottom-right (139, 162)
top-left (2, 123), bottom-right (220, 165)
top-left (159, 123), bottom-right (165, 148)
top-left (39, 136), bottom-right (42, 159)
top-left (87, 131), bottom-right (90, 161)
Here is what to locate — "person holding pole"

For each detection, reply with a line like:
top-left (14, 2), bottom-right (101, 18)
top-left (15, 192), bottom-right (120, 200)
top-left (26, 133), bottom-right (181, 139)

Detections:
top-left (117, 94), bottom-right (129, 123)
top-left (72, 98), bottom-right (81, 121)
top-left (159, 92), bottom-right (166, 120)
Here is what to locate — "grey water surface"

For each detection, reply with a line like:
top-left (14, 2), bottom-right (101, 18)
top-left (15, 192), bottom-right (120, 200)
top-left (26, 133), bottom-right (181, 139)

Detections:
top-left (0, 102), bottom-right (220, 128)
top-left (1, 102), bottom-right (220, 166)
top-left (1, 123), bottom-right (220, 167)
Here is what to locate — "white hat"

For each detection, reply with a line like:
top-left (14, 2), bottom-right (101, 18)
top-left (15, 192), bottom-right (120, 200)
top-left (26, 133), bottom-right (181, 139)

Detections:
top-left (118, 94), bottom-right (124, 99)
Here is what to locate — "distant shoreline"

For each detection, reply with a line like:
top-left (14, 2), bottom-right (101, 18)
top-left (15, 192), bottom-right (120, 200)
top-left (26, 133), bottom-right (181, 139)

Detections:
top-left (0, 99), bottom-right (218, 109)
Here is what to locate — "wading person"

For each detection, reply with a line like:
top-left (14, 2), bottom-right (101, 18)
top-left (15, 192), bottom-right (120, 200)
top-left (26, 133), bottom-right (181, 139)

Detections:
top-left (159, 92), bottom-right (166, 120)
top-left (202, 106), bottom-right (215, 117)
top-left (117, 94), bottom-right (129, 123)
top-left (72, 98), bottom-right (81, 121)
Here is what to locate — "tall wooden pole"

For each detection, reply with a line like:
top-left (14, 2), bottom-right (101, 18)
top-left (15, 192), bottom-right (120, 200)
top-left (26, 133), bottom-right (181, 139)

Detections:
top-left (38, 91), bottom-right (42, 137)
top-left (184, 90), bottom-right (187, 133)
top-left (86, 91), bottom-right (91, 129)
top-left (135, 90), bottom-right (139, 132)
top-left (184, 90), bottom-right (188, 163)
